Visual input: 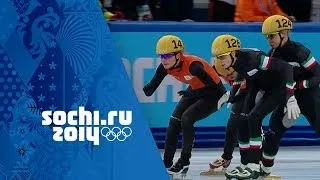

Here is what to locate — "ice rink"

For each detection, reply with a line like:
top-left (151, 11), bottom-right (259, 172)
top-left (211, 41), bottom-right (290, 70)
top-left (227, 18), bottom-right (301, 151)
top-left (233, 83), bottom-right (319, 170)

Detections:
top-left (163, 146), bottom-right (320, 180)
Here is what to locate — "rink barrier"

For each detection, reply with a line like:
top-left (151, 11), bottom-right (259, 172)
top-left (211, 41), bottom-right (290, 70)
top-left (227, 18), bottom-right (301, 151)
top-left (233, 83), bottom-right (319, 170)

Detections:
top-left (151, 126), bottom-right (320, 149)
top-left (109, 22), bottom-right (320, 148)
top-left (108, 21), bottom-right (320, 32)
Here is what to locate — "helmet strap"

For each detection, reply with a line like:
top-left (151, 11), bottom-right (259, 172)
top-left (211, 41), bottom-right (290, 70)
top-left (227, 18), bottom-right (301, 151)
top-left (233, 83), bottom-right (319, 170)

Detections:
top-left (273, 32), bottom-right (284, 51)
top-left (170, 52), bottom-right (180, 69)
top-left (279, 33), bottom-right (284, 47)
top-left (226, 53), bottom-right (235, 69)
top-left (231, 54), bottom-right (235, 66)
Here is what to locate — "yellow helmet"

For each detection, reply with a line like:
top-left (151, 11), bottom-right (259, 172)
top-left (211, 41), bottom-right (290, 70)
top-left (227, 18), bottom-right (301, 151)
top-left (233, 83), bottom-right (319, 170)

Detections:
top-left (214, 58), bottom-right (235, 77)
top-left (211, 35), bottom-right (241, 57)
top-left (156, 35), bottom-right (184, 55)
top-left (262, 15), bottom-right (293, 35)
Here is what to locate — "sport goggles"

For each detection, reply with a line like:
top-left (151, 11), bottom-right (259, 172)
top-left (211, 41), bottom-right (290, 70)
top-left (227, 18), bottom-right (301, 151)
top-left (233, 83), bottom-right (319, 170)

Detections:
top-left (265, 33), bottom-right (279, 39)
top-left (159, 53), bottom-right (175, 60)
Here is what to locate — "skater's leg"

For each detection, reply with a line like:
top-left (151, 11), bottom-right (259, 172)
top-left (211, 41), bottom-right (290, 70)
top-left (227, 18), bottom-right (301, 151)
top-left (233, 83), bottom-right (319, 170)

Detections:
top-left (224, 113), bottom-right (251, 179)
top-left (210, 111), bottom-right (239, 169)
top-left (168, 93), bottom-right (223, 174)
top-left (205, 101), bottom-right (244, 176)
top-left (238, 113), bottom-right (250, 166)
top-left (163, 96), bottom-right (196, 168)
top-left (209, 112), bottom-right (239, 170)
top-left (240, 90), bottom-right (286, 179)
top-left (261, 104), bottom-right (287, 174)
top-left (247, 90), bottom-right (285, 162)
top-left (239, 90), bottom-right (264, 167)
top-left (221, 102), bottom-right (241, 161)
top-left (180, 94), bottom-right (222, 160)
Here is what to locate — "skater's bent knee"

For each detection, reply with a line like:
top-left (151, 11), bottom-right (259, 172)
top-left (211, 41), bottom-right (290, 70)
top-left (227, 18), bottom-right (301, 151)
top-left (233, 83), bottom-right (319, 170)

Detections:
top-left (180, 115), bottom-right (194, 128)
top-left (265, 129), bottom-right (282, 142)
top-left (248, 112), bottom-right (264, 123)
top-left (169, 116), bottom-right (181, 126)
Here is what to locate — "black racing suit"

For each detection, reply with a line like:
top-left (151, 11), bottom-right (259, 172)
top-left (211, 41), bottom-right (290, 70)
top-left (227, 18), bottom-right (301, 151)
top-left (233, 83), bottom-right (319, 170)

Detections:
top-left (222, 79), bottom-right (255, 166)
top-left (143, 60), bottom-right (226, 167)
top-left (262, 39), bottom-right (320, 168)
top-left (232, 49), bottom-right (295, 165)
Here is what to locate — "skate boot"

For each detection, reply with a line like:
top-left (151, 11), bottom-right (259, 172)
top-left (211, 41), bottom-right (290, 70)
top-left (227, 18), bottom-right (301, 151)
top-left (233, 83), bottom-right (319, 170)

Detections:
top-left (260, 164), bottom-right (271, 177)
top-left (163, 159), bottom-right (173, 170)
top-left (200, 156), bottom-right (231, 176)
top-left (210, 156), bottom-right (231, 169)
top-left (260, 164), bottom-right (281, 180)
top-left (225, 164), bottom-right (247, 179)
top-left (225, 163), bottom-right (260, 180)
top-left (167, 158), bottom-right (190, 178)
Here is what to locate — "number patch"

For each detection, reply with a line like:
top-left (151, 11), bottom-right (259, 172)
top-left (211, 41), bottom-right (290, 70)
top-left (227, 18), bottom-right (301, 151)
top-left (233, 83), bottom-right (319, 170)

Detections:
top-left (275, 18), bottom-right (292, 28)
top-left (225, 38), bottom-right (240, 49)
top-left (172, 40), bottom-right (183, 49)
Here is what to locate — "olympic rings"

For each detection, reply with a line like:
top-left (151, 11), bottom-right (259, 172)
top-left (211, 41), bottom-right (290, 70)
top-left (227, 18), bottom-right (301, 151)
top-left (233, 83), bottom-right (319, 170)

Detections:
top-left (100, 126), bottom-right (132, 141)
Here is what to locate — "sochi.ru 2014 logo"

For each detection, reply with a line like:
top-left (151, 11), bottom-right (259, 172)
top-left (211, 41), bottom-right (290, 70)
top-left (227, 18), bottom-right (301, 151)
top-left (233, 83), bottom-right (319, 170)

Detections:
top-left (41, 106), bottom-right (133, 145)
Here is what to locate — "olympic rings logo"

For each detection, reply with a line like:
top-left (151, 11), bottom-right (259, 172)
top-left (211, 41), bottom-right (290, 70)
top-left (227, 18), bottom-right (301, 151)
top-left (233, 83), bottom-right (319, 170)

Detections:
top-left (100, 127), bottom-right (132, 141)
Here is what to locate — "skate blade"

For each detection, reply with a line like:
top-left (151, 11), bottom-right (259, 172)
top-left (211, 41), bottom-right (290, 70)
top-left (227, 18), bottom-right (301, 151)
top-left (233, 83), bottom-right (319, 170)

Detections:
top-left (264, 175), bottom-right (281, 180)
top-left (200, 168), bottom-right (225, 176)
top-left (169, 168), bottom-right (190, 180)
top-left (169, 174), bottom-right (191, 180)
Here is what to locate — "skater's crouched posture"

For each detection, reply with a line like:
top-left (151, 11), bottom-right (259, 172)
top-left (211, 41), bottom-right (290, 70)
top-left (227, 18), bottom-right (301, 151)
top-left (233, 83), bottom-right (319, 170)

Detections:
top-left (204, 60), bottom-right (264, 176)
top-left (211, 34), bottom-right (300, 179)
top-left (209, 59), bottom-right (250, 170)
top-left (260, 14), bottom-right (320, 175)
top-left (143, 35), bottom-right (229, 176)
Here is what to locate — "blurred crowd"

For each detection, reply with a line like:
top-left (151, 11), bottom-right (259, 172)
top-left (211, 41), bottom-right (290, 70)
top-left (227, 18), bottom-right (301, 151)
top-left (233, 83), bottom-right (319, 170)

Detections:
top-left (99, 0), bottom-right (316, 22)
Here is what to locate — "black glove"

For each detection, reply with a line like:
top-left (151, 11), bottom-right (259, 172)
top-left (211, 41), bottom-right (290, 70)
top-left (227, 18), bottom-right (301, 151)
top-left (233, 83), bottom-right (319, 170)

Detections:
top-left (143, 83), bottom-right (154, 97)
top-left (177, 89), bottom-right (198, 98)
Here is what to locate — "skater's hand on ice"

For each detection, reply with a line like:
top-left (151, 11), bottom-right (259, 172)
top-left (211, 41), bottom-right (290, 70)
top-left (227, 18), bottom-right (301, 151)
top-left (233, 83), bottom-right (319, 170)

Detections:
top-left (286, 96), bottom-right (301, 120)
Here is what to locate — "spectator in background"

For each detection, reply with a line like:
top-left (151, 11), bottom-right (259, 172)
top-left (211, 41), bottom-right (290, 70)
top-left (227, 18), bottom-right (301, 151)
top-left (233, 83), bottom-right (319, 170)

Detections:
top-left (277, 0), bottom-right (312, 22)
top-left (234, 0), bottom-right (295, 22)
top-left (159, 0), bottom-right (194, 21)
top-left (105, 0), bottom-right (152, 21)
top-left (209, 0), bottom-right (236, 22)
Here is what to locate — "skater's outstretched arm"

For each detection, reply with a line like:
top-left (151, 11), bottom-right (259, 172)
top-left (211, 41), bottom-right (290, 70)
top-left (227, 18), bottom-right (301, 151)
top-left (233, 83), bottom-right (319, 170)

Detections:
top-left (143, 64), bottom-right (168, 96)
